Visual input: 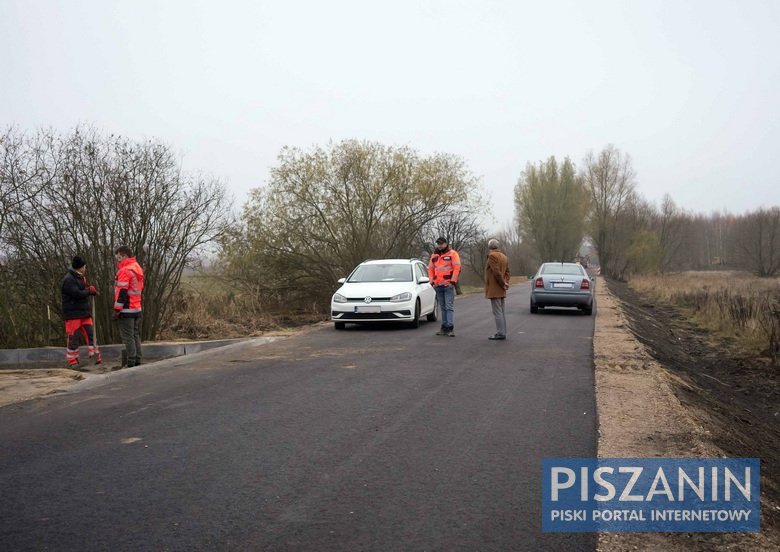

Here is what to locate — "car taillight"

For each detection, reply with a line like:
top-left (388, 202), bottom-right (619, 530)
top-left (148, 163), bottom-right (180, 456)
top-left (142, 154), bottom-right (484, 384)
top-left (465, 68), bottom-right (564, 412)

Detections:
top-left (535, 277), bottom-right (544, 288)
top-left (580, 278), bottom-right (590, 289)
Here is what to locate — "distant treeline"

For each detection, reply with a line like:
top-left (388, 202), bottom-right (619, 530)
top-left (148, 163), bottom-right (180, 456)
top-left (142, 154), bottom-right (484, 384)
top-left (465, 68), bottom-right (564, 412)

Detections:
top-left (514, 146), bottom-right (780, 280)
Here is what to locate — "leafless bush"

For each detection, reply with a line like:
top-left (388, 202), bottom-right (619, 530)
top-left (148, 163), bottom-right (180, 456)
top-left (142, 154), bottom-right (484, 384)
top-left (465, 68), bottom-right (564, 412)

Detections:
top-left (756, 292), bottom-right (780, 365)
top-left (0, 127), bottom-right (232, 348)
top-left (735, 207), bottom-right (780, 277)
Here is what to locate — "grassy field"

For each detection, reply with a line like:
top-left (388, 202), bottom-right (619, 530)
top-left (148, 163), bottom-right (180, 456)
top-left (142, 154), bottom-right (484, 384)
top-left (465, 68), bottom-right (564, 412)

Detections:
top-left (629, 271), bottom-right (780, 364)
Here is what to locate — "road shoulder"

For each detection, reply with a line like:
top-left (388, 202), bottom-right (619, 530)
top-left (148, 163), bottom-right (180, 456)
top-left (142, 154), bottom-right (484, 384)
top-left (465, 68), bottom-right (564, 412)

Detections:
top-left (0, 331), bottom-right (297, 408)
top-left (594, 280), bottom-right (775, 550)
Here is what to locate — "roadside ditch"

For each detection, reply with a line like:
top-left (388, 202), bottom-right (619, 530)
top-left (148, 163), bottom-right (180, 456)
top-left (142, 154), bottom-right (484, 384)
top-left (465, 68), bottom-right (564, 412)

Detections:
top-left (595, 280), bottom-right (778, 550)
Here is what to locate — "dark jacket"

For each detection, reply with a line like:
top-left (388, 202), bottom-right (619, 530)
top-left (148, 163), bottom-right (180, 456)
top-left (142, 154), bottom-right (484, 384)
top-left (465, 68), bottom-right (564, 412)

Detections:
top-left (62, 268), bottom-right (91, 320)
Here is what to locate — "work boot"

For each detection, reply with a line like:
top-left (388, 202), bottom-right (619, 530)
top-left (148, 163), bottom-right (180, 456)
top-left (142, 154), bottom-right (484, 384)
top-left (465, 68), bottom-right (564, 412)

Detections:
top-left (435, 328), bottom-right (448, 336)
top-left (447, 329), bottom-right (455, 337)
top-left (69, 362), bottom-right (87, 372)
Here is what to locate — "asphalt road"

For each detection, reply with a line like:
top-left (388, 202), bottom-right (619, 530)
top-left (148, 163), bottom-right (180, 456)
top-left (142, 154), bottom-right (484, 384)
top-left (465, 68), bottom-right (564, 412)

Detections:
top-left (0, 284), bottom-right (597, 551)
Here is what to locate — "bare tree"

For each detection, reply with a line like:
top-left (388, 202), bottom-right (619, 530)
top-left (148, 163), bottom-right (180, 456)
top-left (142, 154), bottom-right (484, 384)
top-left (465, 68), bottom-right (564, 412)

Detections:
top-left (735, 207), bottom-right (780, 277)
top-left (676, 211), bottom-right (736, 270)
top-left (514, 156), bottom-right (589, 263)
top-left (0, 127), bottom-right (232, 348)
top-left (581, 145), bottom-right (637, 279)
top-left (493, 224), bottom-right (536, 277)
top-left (0, 127), bottom-right (52, 242)
top-left (420, 212), bottom-right (487, 286)
top-left (655, 194), bottom-right (688, 272)
top-left (611, 196), bottom-right (655, 279)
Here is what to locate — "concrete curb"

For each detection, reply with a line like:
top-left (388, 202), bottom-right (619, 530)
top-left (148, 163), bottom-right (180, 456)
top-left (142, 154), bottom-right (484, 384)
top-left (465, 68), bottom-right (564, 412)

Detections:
top-left (0, 338), bottom-right (251, 368)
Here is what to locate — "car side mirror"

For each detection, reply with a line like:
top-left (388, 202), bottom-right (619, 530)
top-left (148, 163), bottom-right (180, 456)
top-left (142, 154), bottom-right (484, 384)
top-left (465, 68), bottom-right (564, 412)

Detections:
top-left (418, 276), bottom-right (430, 284)
top-left (337, 278), bottom-right (346, 284)
top-left (527, 275), bottom-right (533, 280)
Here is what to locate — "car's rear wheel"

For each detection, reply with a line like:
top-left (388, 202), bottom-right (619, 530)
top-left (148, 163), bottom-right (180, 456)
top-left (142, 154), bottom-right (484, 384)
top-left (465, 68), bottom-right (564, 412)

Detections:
top-left (583, 304), bottom-right (593, 316)
top-left (530, 301), bottom-right (538, 314)
top-left (426, 300), bottom-right (438, 322)
top-left (334, 322), bottom-right (346, 330)
top-left (410, 299), bottom-right (421, 328)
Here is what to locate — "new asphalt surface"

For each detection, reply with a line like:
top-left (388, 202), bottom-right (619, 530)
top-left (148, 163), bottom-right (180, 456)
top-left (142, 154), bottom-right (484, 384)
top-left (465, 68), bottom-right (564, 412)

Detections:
top-left (0, 284), bottom-right (597, 551)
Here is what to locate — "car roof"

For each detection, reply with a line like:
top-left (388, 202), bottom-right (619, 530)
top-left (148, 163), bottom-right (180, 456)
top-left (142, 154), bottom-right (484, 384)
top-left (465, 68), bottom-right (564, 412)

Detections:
top-left (360, 258), bottom-right (421, 265)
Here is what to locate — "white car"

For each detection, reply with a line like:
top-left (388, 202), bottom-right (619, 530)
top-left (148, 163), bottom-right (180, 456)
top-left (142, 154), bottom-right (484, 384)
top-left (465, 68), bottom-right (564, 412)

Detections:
top-left (331, 259), bottom-right (438, 329)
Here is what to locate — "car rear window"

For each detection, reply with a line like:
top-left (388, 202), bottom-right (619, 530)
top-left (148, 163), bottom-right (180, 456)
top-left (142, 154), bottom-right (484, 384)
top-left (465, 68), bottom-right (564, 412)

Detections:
top-left (349, 264), bottom-right (413, 282)
top-left (540, 264), bottom-right (585, 276)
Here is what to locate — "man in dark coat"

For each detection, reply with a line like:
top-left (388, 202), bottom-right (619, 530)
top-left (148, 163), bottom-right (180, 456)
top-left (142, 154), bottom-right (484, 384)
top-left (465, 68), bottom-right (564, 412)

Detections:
top-left (61, 256), bottom-right (100, 367)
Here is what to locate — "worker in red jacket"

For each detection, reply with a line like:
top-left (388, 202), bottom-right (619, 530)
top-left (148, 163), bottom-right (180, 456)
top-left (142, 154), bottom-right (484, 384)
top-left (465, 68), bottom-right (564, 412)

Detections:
top-left (61, 256), bottom-right (100, 368)
top-left (427, 237), bottom-right (461, 337)
top-left (113, 245), bottom-right (144, 367)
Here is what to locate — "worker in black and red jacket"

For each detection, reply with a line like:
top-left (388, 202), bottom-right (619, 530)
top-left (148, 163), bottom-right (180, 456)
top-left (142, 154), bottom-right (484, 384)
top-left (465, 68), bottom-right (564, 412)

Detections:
top-left (61, 256), bottom-right (100, 368)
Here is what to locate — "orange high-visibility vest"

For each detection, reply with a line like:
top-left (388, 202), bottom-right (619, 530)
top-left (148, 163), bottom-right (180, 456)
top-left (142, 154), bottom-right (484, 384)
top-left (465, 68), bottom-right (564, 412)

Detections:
top-left (428, 248), bottom-right (461, 286)
top-left (114, 257), bottom-right (144, 314)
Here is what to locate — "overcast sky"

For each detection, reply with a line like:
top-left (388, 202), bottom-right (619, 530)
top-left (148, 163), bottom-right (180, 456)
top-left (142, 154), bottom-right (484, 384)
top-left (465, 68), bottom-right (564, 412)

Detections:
top-left (2, 0), bottom-right (778, 231)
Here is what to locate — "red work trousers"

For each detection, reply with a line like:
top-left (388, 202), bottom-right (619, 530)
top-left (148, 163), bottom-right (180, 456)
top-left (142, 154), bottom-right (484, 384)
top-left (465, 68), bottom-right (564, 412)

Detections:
top-left (64, 318), bottom-right (98, 365)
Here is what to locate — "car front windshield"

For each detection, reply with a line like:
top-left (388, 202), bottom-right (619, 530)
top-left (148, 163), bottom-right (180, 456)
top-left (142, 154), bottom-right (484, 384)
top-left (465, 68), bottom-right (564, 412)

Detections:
top-left (541, 264), bottom-right (585, 276)
top-left (348, 264), bottom-right (413, 283)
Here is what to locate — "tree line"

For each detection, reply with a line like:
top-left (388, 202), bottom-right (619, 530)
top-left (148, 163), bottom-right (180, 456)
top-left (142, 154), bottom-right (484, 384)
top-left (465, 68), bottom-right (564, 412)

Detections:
top-left (514, 145), bottom-right (780, 280)
top-left (1, 131), bottom-right (493, 348)
top-left (2, 127), bottom-right (777, 350)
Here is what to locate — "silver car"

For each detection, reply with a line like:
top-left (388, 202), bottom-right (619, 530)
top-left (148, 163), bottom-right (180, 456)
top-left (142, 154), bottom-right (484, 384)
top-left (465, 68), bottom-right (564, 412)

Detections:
top-left (530, 262), bottom-right (595, 315)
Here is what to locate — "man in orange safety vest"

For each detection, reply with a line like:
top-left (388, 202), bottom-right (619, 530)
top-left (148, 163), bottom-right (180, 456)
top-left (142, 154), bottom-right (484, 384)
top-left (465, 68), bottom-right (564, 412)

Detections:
top-left (427, 237), bottom-right (461, 337)
top-left (113, 245), bottom-right (144, 367)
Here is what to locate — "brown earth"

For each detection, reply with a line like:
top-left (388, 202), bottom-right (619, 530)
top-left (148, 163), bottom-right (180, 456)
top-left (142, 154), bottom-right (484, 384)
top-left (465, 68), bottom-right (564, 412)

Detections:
top-left (0, 369), bottom-right (89, 408)
top-left (596, 279), bottom-right (779, 550)
top-left (0, 329), bottom-right (306, 408)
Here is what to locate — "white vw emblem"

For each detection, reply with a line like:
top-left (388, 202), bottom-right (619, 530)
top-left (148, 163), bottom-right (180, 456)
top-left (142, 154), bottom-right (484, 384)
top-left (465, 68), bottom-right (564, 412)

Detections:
top-left (364, 296), bottom-right (372, 304)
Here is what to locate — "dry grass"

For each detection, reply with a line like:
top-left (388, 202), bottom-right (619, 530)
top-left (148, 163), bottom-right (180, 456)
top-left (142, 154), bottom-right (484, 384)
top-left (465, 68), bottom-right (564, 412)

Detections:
top-left (630, 271), bottom-right (780, 364)
top-left (158, 274), bottom-right (327, 340)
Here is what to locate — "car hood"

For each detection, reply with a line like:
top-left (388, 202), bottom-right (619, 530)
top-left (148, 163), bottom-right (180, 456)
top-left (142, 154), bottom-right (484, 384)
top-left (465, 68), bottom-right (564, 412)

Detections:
top-left (334, 282), bottom-right (414, 298)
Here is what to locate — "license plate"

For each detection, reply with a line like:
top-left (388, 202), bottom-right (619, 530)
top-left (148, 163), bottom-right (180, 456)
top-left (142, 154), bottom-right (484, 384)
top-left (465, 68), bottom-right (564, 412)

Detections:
top-left (552, 282), bottom-right (573, 289)
top-left (355, 305), bottom-right (382, 313)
